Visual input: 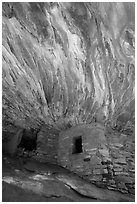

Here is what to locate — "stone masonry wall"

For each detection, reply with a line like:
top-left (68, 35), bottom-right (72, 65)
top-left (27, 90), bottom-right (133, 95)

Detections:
top-left (57, 123), bottom-right (135, 195)
top-left (36, 126), bottom-right (60, 163)
top-left (57, 123), bottom-right (106, 172)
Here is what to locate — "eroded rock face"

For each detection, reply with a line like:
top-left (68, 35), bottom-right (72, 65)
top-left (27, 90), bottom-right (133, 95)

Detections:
top-left (2, 2), bottom-right (135, 137)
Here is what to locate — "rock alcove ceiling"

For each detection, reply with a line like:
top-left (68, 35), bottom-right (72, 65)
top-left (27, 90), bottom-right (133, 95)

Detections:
top-left (2, 2), bottom-right (135, 202)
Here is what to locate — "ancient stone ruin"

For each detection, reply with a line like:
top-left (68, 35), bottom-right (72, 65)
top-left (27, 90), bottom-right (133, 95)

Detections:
top-left (2, 2), bottom-right (135, 202)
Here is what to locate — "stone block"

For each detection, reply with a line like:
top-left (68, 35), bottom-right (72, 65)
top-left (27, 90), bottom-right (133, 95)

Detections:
top-left (114, 172), bottom-right (129, 176)
top-left (114, 175), bottom-right (134, 184)
top-left (114, 158), bottom-right (127, 165)
top-left (129, 169), bottom-right (135, 173)
top-left (113, 143), bottom-right (123, 148)
top-left (90, 155), bottom-right (102, 166)
top-left (103, 168), bottom-right (108, 174)
top-left (99, 149), bottom-right (110, 157)
top-left (93, 168), bottom-right (101, 175)
top-left (107, 186), bottom-right (117, 191)
top-left (117, 183), bottom-right (128, 190)
top-left (114, 167), bottom-right (123, 172)
top-left (108, 179), bottom-right (115, 185)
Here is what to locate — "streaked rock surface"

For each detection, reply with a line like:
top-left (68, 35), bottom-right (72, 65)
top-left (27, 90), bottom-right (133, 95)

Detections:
top-left (2, 2), bottom-right (135, 134)
top-left (2, 3), bottom-right (135, 199)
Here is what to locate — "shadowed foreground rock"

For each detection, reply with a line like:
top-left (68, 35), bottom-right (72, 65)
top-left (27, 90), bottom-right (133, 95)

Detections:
top-left (2, 156), bottom-right (134, 202)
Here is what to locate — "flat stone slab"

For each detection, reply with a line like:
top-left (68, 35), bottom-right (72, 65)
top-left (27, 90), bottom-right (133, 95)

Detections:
top-left (2, 156), bottom-right (135, 202)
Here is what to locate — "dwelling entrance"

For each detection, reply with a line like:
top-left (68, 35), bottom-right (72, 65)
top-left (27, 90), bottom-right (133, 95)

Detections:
top-left (72, 136), bottom-right (83, 154)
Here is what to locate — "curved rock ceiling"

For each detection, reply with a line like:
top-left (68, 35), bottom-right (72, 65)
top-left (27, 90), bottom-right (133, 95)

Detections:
top-left (2, 2), bottom-right (135, 133)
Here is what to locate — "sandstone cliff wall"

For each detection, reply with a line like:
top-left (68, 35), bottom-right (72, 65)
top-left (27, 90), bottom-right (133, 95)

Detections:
top-left (2, 3), bottom-right (135, 137)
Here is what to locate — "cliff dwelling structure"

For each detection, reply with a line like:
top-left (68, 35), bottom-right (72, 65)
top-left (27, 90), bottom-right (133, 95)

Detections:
top-left (2, 2), bottom-right (135, 202)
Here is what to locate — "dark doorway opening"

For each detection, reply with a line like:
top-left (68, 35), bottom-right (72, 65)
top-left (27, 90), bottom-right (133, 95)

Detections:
top-left (18, 129), bottom-right (37, 151)
top-left (72, 136), bottom-right (83, 154)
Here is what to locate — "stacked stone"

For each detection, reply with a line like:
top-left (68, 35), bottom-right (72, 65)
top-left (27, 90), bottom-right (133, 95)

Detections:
top-left (35, 126), bottom-right (59, 163)
top-left (77, 131), bottom-right (135, 195)
top-left (16, 147), bottom-right (37, 158)
top-left (81, 144), bottom-right (114, 187)
top-left (109, 133), bottom-right (135, 195)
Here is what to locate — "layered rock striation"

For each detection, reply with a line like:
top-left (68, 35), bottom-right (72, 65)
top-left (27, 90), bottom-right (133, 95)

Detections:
top-left (2, 2), bottom-right (135, 135)
top-left (2, 2), bottom-right (135, 197)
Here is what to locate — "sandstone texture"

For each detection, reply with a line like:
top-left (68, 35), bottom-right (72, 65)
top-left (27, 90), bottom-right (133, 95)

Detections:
top-left (2, 2), bottom-right (135, 201)
top-left (3, 2), bottom-right (135, 134)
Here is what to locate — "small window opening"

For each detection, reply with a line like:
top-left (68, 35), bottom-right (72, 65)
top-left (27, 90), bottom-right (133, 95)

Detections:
top-left (72, 136), bottom-right (83, 154)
